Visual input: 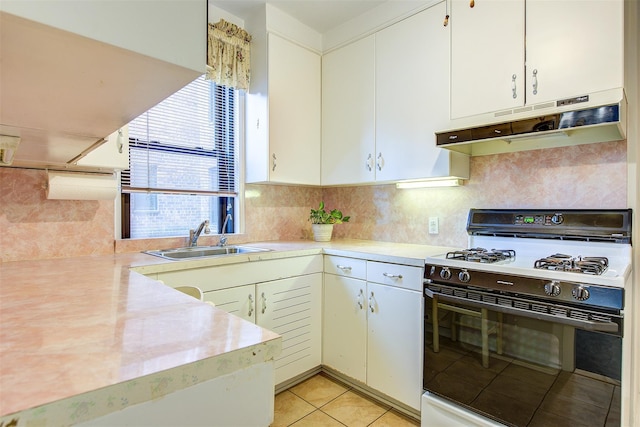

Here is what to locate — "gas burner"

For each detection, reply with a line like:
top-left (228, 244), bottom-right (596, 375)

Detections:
top-left (534, 254), bottom-right (608, 275)
top-left (446, 247), bottom-right (516, 263)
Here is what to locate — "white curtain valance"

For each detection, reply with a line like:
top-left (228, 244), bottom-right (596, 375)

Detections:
top-left (206, 19), bottom-right (252, 91)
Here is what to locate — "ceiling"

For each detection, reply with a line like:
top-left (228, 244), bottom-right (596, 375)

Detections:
top-left (211, 0), bottom-right (387, 34)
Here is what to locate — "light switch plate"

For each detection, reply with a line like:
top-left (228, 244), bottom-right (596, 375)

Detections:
top-left (429, 217), bottom-right (439, 234)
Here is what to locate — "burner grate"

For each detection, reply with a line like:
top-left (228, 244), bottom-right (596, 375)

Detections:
top-left (446, 247), bottom-right (516, 263)
top-left (534, 254), bottom-right (608, 275)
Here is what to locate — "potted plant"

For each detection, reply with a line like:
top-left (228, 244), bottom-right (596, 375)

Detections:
top-left (309, 201), bottom-right (350, 242)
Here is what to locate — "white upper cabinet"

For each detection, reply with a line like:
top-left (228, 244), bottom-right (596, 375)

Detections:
top-left (375, 3), bottom-right (468, 182)
top-left (0, 0), bottom-right (205, 171)
top-left (321, 36), bottom-right (376, 185)
top-left (75, 127), bottom-right (129, 171)
top-left (245, 32), bottom-right (322, 185)
top-left (525, 0), bottom-right (624, 105)
top-left (321, 2), bottom-right (469, 185)
top-left (450, 0), bottom-right (525, 119)
top-left (450, 0), bottom-right (624, 119)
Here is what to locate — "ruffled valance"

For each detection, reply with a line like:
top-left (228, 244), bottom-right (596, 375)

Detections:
top-left (206, 19), bottom-right (252, 91)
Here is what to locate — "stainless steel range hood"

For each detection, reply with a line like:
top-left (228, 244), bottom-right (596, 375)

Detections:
top-left (436, 88), bottom-right (627, 156)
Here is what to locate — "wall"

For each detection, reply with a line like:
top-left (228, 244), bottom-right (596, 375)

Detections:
top-left (0, 140), bottom-right (626, 262)
top-left (325, 140), bottom-right (628, 248)
top-left (0, 168), bottom-right (115, 262)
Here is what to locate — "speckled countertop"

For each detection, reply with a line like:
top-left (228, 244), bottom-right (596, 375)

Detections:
top-left (0, 239), bottom-right (453, 425)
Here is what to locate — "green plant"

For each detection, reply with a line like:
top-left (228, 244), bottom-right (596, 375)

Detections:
top-left (309, 201), bottom-right (350, 225)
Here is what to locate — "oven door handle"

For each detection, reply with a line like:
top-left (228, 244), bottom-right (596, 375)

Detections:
top-left (424, 288), bottom-right (620, 334)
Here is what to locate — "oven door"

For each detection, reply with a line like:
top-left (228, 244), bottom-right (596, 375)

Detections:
top-left (423, 287), bottom-right (622, 427)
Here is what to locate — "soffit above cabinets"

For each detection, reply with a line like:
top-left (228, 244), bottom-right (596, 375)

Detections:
top-left (213, 0), bottom-right (387, 34)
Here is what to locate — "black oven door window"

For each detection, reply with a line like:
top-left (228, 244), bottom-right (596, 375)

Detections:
top-left (424, 298), bottom-right (621, 427)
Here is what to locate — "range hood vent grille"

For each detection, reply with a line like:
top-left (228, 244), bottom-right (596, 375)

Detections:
top-left (436, 89), bottom-right (627, 156)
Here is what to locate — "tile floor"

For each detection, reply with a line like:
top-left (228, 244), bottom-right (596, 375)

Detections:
top-left (272, 373), bottom-right (420, 427)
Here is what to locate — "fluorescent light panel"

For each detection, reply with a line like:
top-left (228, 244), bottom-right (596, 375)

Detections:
top-left (396, 179), bottom-right (463, 189)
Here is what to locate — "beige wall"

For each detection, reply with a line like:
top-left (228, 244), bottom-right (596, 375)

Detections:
top-left (0, 140), bottom-right (627, 262)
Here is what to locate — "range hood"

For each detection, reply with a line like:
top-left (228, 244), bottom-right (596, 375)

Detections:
top-left (436, 88), bottom-right (627, 156)
top-left (0, 6), bottom-right (204, 171)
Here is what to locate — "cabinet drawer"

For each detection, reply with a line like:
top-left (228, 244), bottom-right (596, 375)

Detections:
top-left (366, 261), bottom-right (423, 292)
top-left (324, 256), bottom-right (367, 279)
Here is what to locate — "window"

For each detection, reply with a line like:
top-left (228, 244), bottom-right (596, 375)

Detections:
top-left (121, 75), bottom-right (239, 239)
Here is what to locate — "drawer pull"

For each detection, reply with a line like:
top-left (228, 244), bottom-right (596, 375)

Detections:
top-left (369, 291), bottom-right (375, 313)
top-left (357, 289), bottom-right (364, 309)
top-left (261, 292), bottom-right (267, 314)
top-left (337, 264), bottom-right (352, 271)
top-left (383, 272), bottom-right (403, 279)
top-left (248, 294), bottom-right (254, 317)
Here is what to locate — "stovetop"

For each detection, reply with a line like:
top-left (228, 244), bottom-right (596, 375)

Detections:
top-left (425, 236), bottom-right (632, 288)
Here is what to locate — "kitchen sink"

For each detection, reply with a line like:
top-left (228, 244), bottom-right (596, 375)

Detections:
top-left (144, 245), bottom-right (272, 260)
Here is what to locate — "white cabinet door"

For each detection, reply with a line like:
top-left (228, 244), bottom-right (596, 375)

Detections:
top-left (376, 3), bottom-right (468, 181)
top-left (450, 0), bottom-right (525, 118)
top-left (257, 273), bottom-right (322, 385)
top-left (321, 35), bottom-right (375, 185)
top-left (76, 126), bottom-right (129, 171)
top-left (246, 33), bottom-right (321, 185)
top-left (367, 282), bottom-right (423, 411)
top-left (203, 284), bottom-right (255, 324)
top-left (323, 274), bottom-right (367, 383)
top-left (525, 0), bottom-right (623, 104)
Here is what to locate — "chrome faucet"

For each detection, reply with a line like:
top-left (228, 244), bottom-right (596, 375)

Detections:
top-left (189, 220), bottom-right (210, 247)
top-left (218, 213), bottom-right (232, 247)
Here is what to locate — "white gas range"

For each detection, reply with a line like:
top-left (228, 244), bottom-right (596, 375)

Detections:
top-left (421, 209), bottom-right (632, 427)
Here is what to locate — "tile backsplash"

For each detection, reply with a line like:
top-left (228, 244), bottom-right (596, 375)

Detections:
top-left (0, 140), bottom-right (627, 262)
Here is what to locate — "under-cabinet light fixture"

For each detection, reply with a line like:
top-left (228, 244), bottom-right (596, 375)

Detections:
top-left (0, 135), bottom-right (21, 165)
top-left (396, 179), bottom-right (463, 189)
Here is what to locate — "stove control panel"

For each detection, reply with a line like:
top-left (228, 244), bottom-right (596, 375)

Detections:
top-left (424, 264), bottom-right (622, 310)
top-left (514, 213), bottom-right (563, 226)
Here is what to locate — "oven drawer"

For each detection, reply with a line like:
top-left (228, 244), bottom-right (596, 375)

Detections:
top-left (367, 261), bottom-right (422, 291)
top-left (324, 256), bottom-right (367, 280)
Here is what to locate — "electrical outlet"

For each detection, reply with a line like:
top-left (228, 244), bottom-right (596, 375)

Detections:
top-left (429, 217), bottom-right (439, 234)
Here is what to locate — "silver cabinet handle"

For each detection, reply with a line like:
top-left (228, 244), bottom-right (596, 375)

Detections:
top-left (117, 128), bottom-right (124, 154)
top-left (272, 153), bottom-right (277, 171)
top-left (511, 74), bottom-right (517, 99)
top-left (383, 272), bottom-right (403, 279)
top-left (261, 292), bottom-right (267, 314)
top-left (357, 289), bottom-right (364, 309)
top-left (532, 69), bottom-right (538, 95)
top-left (369, 291), bottom-right (375, 312)
top-left (376, 152), bottom-right (384, 171)
top-left (248, 294), bottom-right (254, 317)
top-left (336, 264), bottom-right (352, 271)
top-left (366, 153), bottom-right (374, 171)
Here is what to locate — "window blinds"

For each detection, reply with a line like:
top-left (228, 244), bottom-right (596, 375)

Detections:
top-left (122, 75), bottom-right (237, 197)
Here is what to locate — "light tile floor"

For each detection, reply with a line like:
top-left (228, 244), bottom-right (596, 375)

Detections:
top-left (272, 373), bottom-right (420, 427)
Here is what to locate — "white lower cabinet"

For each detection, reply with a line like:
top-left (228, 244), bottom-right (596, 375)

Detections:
top-left (204, 273), bottom-right (322, 386)
top-left (323, 256), bottom-right (423, 411)
top-left (256, 274), bottom-right (322, 384)
top-left (155, 255), bottom-right (323, 386)
top-left (323, 274), bottom-right (367, 382)
top-left (203, 284), bottom-right (255, 323)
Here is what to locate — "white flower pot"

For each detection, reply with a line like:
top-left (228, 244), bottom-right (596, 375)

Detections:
top-left (312, 224), bottom-right (334, 242)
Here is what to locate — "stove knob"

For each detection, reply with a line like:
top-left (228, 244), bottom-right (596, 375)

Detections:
top-left (551, 214), bottom-right (564, 225)
top-left (440, 267), bottom-right (452, 280)
top-left (543, 281), bottom-right (561, 296)
top-left (572, 286), bottom-right (590, 301)
top-left (458, 270), bottom-right (471, 283)
top-left (429, 266), bottom-right (436, 276)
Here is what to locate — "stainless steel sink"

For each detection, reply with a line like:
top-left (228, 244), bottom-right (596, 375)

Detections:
top-left (144, 245), bottom-right (272, 260)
